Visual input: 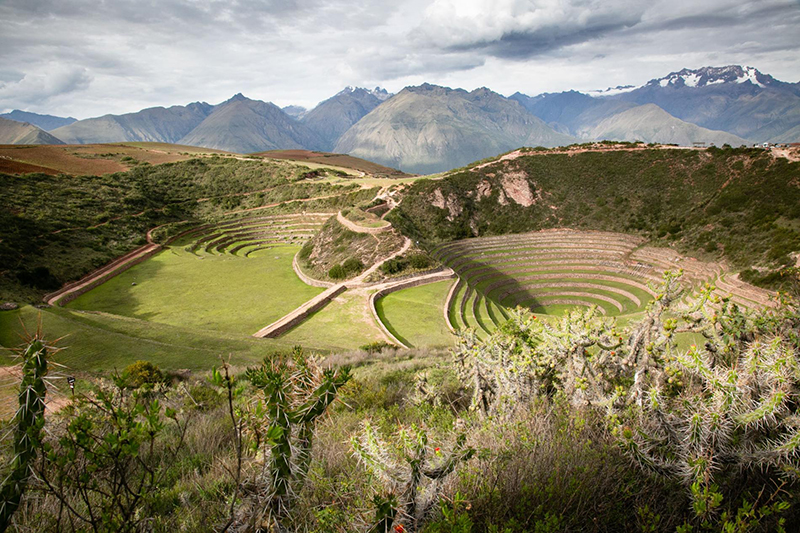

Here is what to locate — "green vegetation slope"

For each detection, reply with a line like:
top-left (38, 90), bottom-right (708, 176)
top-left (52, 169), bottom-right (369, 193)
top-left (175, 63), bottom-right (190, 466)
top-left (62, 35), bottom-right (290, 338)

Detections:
top-left (388, 146), bottom-right (800, 288)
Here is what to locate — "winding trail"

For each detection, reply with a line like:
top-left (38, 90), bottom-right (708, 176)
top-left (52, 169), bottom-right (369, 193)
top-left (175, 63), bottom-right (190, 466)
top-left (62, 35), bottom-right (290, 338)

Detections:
top-left (336, 210), bottom-right (390, 233)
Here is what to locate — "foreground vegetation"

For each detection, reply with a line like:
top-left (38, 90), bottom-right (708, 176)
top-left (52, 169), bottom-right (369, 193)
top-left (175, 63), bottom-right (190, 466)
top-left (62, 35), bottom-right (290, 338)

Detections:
top-left (2, 272), bottom-right (799, 532)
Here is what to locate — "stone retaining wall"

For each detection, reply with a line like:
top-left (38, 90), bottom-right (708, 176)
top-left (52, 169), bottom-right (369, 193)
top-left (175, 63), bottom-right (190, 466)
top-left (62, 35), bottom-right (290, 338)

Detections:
top-left (255, 284), bottom-right (347, 338)
top-left (368, 271), bottom-right (457, 348)
top-left (45, 244), bottom-right (162, 306)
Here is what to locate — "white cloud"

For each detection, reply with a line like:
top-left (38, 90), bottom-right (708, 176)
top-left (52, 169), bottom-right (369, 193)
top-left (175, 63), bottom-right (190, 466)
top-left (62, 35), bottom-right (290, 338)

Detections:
top-left (0, 65), bottom-right (92, 110)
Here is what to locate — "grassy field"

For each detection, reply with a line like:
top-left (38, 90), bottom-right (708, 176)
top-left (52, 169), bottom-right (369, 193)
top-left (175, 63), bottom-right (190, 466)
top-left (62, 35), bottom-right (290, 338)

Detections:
top-left (66, 244), bottom-right (323, 336)
top-left (375, 280), bottom-right (455, 348)
top-left (0, 305), bottom-right (293, 372)
top-left (280, 290), bottom-right (386, 351)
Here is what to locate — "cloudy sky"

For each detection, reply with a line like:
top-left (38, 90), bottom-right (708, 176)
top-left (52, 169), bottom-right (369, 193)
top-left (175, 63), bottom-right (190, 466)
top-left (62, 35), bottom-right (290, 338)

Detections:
top-left (1, 0), bottom-right (798, 118)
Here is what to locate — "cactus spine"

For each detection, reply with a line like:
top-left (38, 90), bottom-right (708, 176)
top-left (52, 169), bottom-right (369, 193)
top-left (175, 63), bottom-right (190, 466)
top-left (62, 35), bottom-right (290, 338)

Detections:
top-left (0, 336), bottom-right (49, 533)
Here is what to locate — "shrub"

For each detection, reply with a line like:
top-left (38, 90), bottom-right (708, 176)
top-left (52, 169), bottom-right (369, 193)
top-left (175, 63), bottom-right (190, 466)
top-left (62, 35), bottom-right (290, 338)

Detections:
top-left (122, 360), bottom-right (164, 389)
top-left (342, 257), bottom-right (364, 276)
top-left (328, 264), bottom-right (347, 279)
top-left (360, 341), bottom-right (393, 353)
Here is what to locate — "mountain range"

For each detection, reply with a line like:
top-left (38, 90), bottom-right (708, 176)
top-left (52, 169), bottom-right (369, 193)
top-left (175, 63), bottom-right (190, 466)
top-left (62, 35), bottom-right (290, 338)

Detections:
top-left (1, 66), bottom-right (798, 173)
top-left (0, 110), bottom-right (77, 131)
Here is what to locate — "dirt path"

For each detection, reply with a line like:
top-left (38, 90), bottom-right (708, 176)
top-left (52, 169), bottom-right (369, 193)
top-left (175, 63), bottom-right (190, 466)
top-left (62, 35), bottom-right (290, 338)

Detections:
top-left (773, 147), bottom-right (800, 162)
top-left (336, 210), bottom-right (390, 234)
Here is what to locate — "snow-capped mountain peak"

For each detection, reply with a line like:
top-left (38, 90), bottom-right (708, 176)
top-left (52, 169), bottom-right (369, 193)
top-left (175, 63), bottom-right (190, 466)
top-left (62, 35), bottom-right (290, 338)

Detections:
top-left (335, 86), bottom-right (392, 100)
top-left (586, 85), bottom-right (637, 97)
top-left (586, 66), bottom-right (779, 98)
top-left (645, 66), bottom-right (774, 89)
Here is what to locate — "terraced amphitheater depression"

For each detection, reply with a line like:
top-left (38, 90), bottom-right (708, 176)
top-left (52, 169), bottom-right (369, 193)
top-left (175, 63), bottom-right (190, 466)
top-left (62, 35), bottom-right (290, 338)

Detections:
top-left (3, 143), bottom-right (793, 367)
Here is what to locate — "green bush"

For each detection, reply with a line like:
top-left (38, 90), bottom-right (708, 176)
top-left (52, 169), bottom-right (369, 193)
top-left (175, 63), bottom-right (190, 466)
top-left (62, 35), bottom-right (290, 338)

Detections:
top-left (328, 264), bottom-right (346, 279)
top-left (342, 257), bottom-right (364, 275)
top-left (122, 360), bottom-right (164, 389)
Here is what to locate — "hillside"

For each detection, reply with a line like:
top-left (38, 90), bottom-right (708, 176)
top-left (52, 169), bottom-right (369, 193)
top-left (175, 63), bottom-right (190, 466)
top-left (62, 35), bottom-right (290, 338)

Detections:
top-left (179, 94), bottom-right (324, 153)
top-left (582, 104), bottom-right (750, 146)
top-left (334, 84), bottom-right (575, 174)
top-left (52, 102), bottom-right (213, 144)
top-left (0, 110), bottom-right (77, 131)
top-left (0, 117), bottom-right (64, 145)
top-left (301, 87), bottom-right (390, 150)
top-left (388, 146), bottom-right (800, 287)
top-left (0, 142), bottom-right (232, 176)
top-left (0, 156), bottom-right (373, 302)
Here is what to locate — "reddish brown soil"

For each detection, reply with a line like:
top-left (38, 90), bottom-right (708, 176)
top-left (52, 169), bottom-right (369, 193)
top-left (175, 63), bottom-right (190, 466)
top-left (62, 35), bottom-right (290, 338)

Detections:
top-left (0, 143), bottom-right (222, 176)
top-left (253, 149), bottom-right (411, 178)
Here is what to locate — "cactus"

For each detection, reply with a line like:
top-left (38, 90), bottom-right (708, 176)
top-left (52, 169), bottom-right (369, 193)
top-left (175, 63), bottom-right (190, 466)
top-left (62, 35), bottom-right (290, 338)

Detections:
top-left (243, 347), bottom-right (351, 530)
top-left (0, 334), bottom-right (50, 533)
top-left (613, 282), bottom-right (800, 520)
top-left (352, 422), bottom-right (474, 533)
top-left (453, 303), bottom-right (624, 416)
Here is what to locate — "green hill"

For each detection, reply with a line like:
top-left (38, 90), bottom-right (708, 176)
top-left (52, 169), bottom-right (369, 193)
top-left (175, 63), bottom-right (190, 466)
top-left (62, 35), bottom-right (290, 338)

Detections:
top-left (388, 145), bottom-right (800, 288)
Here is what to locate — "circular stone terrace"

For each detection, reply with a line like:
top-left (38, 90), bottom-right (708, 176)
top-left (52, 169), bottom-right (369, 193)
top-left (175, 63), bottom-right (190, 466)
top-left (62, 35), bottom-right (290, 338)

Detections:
top-left (432, 229), bottom-right (775, 339)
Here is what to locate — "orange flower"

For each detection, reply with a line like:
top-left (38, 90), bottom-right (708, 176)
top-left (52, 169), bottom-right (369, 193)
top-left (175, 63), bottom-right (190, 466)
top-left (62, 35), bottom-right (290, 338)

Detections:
top-left (394, 525), bottom-right (406, 533)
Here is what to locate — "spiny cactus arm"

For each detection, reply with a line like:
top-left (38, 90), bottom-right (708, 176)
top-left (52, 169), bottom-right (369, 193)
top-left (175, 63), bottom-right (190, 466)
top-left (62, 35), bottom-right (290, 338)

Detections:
top-left (293, 366), bottom-right (351, 489)
top-left (249, 367), bottom-right (294, 499)
top-left (352, 421), bottom-right (406, 486)
top-left (0, 337), bottom-right (49, 533)
top-left (734, 389), bottom-right (789, 428)
top-left (615, 425), bottom-right (676, 478)
top-left (645, 389), bottom-right (683, 449)
top-left (295, 366), bottom-right (351, 424)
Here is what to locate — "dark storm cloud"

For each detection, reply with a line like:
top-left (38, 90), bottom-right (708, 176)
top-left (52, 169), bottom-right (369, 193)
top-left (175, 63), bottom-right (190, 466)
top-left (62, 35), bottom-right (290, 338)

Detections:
top-left (413, 0), bottom-right (647, 60)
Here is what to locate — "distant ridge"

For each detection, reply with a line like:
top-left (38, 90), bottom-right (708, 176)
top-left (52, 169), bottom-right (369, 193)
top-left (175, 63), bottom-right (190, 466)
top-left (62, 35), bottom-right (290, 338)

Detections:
top-left (0, 117), bottom-right (64, 145)
top-left (179, 94), bottom-right (324, 153)
top-left (0, 110), bottom-right (77, 131)
top-left (52, 102), bottom-right (214, 144)
top-left (19, 65), bottom-right (800, 171)
top-left (301, 87), bottom-right (391, 150)
top-left (582, 104), bottom-right (749, 146)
